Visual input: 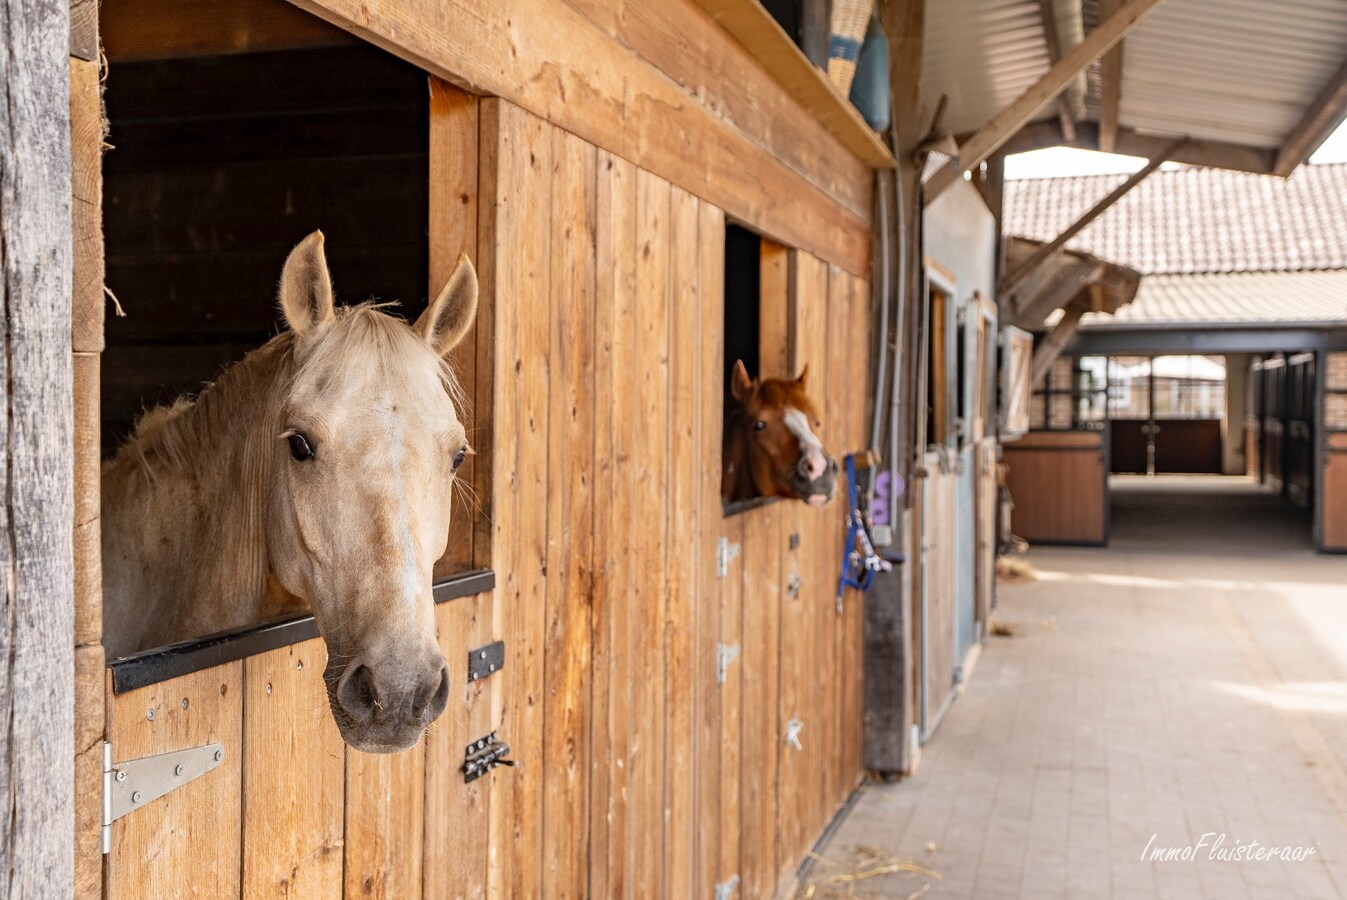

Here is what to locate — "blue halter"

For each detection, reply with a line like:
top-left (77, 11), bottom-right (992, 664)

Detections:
top-left (835, 453), bottom-right (893, 613)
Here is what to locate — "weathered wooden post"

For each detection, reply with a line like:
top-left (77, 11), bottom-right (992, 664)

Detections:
top-left (0, 0), bottom-right (76, 894)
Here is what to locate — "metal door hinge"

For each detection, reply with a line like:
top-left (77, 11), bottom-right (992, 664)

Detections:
top-left (468, 640), bottom-right (505, 683)
top-left (463, 731), bottom-right (515, 783)
top-left (716, 536), bottom-right (741, 578)
top-left (716, 643), bottom-right (741, 685)
top-left (785, 717), bottom-right (804, 751)
top-left (715, 874), bottom-right (740, 900)
top-left (102, 741), bottom-right (225, 854)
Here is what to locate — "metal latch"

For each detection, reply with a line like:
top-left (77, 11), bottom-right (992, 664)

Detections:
top-left (716, 643), bottom-right (741, 685)
top-left (715, 874), bottom-right (740, 900)
top-left (468, 640), bottom-right (505, 683)
top-left (102, 741), bottom-right (224, 853)
top-left (463, 731), bottom-right (515, 783)
top-left (787, 573), bottom-right (806, 598)
top-left (716, 536), bottom-right (741, 578)
top-left (785, 717), bottom-right (804, 751)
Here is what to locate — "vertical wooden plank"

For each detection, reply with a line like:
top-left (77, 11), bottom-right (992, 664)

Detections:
top-left (694, 200), bottom-right (727, 898)
top-left (541, 127), bottom-right (597, 900)
top-left (664, 184), bottom-right (700, 900)
top-left (429, 78), bottom-right (482, 578)
top-left (846, 274), bottom-right (872, 789)
top-left (758, 239), bottom-right (790, 379)
top-left (822, 265), bottom-right (848, 818)
top-left (424, 592), bottom-right (494, 900)
top-left (588, 148), bottom-right (637, 900)
top-left (344, 744), bottom-right (424, 899)
top-left (629, 168), bottom-right (671, 900)
top-left (72, 644), bottom-right (103, 900)
top-left (717, 513), bottom-right (745, 892)
top-left (486, 98), bottom-right (551, 900)
top-left (105, 664), bottom-right (243, 900)
top-left (243, 640), bottom-right (344, 899)
top-left (69, 57), bottom-right (104, 355)
top-left (738, 503), bottom-right (781, 899)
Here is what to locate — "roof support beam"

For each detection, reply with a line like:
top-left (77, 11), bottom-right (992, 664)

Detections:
top-left (994, 120), bottom-right (1278, 175)
top-left (1011, 259), bottom-right (1102, 330)
top-left (1098, 0), bottom-right (1123, 152)
top-left (925, 0), bottom-right (1168, 200)
top-left (1037, 0), bottom-right (1077, 143)
top-left (1273, 54), bottom-right (1347, 177)
top-left (1032, 298), bottom-right (1089, 384)
top-left (1000, 138), bottom-right (1181, 296)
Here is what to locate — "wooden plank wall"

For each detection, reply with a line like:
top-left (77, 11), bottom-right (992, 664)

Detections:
top-left (477, 97), bottom-right (872, 898)
top-left (1002, 431), bottom-right (1108, 545)
top-left (99, 49), bottom-right (873, 900)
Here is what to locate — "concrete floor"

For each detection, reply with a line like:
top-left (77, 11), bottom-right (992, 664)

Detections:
top-left (805, 476), bottom-right (1347, 899)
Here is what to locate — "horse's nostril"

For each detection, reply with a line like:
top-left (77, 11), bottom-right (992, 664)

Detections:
top-left (414, 665), bottom-right (451, 721)
top-left (337, 663), bottom-right (379, 724)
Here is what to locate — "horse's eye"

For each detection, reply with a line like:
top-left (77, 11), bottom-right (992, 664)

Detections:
top-left (753, 420), bottom-right (767, 431)
top-left (288, 433), bottom-right (315, 461)
top-left (452, 447), bottom-right (467, 470)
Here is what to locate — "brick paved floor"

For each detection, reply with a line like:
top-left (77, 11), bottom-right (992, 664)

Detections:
top-left (806, 476), bottom-right (1347, 899)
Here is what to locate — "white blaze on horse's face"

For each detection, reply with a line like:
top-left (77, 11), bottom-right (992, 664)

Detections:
top-left (783, 407), bottom-right (830, 506)
top-left (268, 231), bottom-right (478, 753)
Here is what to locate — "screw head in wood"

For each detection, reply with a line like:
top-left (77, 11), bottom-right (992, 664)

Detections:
top-left (181, 698), bottom-right (189, 710)
top-left (147, 708), bottom-right (155, 721)
top-left (131, 792), bottom-right (142, 803)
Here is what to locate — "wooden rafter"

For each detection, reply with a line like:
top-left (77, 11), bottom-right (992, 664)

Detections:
top-left (1273, 53), bottom-right (1347, 177)
top-left (1031, 297), bottom-right (1089, 384)
top-left (925, 0), bottom-right (1168, 200)
top-left (1037, 0), bottom-right (1077, 143)
top-left (1098, 0), bottom-right (1123, 152)
top-left (1000, 138), bottom-right (1182, 296)
top-left (994, 120), bottom-right (1278, 175)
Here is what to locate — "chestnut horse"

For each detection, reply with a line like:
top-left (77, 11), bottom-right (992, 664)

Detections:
top-left (102, 232), bottom-right (477, 753)
top-left (722, 359), bottom-right (839, 505)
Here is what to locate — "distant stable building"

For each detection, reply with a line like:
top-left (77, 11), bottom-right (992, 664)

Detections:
top-left (1004, 163), bottom-right (1347, 551)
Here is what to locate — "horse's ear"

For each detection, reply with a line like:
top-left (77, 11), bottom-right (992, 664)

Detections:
top-left (416, 254), bottom-right (478, 358)
top-left (795, 364), bottom-right (810, 389)
top-left (279, 231), bottom-right (336, 339)
top-left (730, 359), bottom-right (754, 402)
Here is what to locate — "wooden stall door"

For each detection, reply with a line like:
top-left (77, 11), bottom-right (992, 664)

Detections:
top-left (920, 462), bottom-right (958, 739)
top-left (1322, 433), bottom-right (1347, 551)
top-left (1001, 431), bottom-right (1108, 545)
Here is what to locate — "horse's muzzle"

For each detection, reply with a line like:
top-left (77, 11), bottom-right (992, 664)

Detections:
top-left (792, 455), bottom-right (840, 506)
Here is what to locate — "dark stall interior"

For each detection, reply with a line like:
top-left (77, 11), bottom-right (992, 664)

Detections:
top-left (101, 38), bottom-right (431, 455)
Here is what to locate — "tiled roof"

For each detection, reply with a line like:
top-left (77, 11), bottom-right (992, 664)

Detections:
top-left (1080, 270), bottom-right (1347, 329)
top-left (1004, 162), bottom-right (1347, 275)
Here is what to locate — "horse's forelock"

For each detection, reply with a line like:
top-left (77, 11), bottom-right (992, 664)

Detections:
top-left (754, 377), bottom-right (819, 420)
top-left (296, 303), bottom-right (468, 414)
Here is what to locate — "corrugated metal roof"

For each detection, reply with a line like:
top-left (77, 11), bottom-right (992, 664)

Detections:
top-left (922, 0), bottom-right (1056, 137)
top-left (929, 0), bottom-right (1347, 167)
top-left (1079, 270), bottom-right (1347, 329)
top-left (1120, 0), bottom-right (1347, 148)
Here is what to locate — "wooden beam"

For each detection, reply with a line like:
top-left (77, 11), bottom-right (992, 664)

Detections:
top-left (1000, 137), bottom-right (1181, 295)
top-left (691, 0), bottom-right (895, 168)
top-left (1011, 258), bottom-right (1102, 329)
top-left (994, 119), bottom-right (1278, 175)
top-left (102, 0), bottom-right (358, 60)
top-left (1098, 0), bottom-right (1123, 152)
top-left (1037, 0), bottom-right (1077, 144)
top-left (1031, 298), bottom-right (1089, 384)
top-left (926, 0), bottom-right (1167, 199)
top-left (290, 0), bottom-right (873, 275)
top-left (1274, 53), bottom-right (1347, 177)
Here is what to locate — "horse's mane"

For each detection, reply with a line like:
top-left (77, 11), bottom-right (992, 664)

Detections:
top-left (118, 303), bottom-right (467, 478)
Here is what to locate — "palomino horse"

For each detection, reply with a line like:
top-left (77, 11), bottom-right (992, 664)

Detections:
top-left (722, 359), bottom-right (840, 506)
top-left (102, 231), bottom-right (477, 753)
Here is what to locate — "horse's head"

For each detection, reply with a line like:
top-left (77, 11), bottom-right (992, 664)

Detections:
top-left (268, 231), bottom-right (477, 753)
top-left (727, 359), bottom-right (840, 506)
